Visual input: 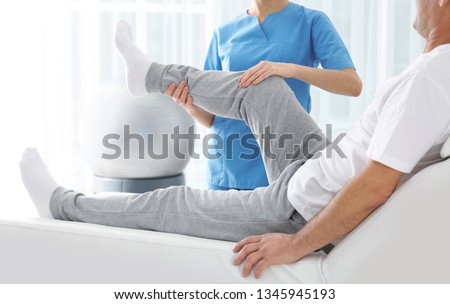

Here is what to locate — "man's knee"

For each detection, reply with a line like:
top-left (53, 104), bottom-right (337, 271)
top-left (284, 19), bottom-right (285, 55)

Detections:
top-left (246, 76), bottom-right (289, 103)
top-left (258, 75), bottom-right (286, 92)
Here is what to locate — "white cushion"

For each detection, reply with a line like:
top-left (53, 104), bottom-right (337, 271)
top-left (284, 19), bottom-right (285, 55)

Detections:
top-left (322, 157), bottom-right (450, 283)
top-left (441, 136), bottom-right (450, 158)
top-left (0, 217), bottom-right (326, 283)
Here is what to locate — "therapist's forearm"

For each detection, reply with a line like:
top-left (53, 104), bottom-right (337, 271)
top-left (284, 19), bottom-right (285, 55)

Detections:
top-left (285, 64), bottom-right (362, 97)
top-left (291, 161), bottom-right (402, 260)
top-left (190, 108), bottom-right (215, 128)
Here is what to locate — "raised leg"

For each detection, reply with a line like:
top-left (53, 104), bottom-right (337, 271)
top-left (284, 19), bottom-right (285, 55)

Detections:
top-left (114, 20), bottom-right (326, 183)
top-left (146, 63), bottom-right (326, 182)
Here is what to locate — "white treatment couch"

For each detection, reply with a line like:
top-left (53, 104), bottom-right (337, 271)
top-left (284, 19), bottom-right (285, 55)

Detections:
top-left (1, 138), bottom-right (450, 284)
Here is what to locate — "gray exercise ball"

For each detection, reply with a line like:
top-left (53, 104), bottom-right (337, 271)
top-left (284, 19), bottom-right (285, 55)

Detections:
top-left (79, 80), bottom-right (195, 179)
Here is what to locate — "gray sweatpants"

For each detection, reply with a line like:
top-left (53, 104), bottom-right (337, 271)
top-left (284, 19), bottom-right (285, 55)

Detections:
top-left (50, 63), bottom-right (327, 242)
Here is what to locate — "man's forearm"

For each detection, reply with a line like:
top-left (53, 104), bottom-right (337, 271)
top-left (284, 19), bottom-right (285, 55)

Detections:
top-left (232, 162), bottom-right (403, 278)
top-left (291, 179), bottom-right (386, 260)
top-left (291, 161), bottom-right (402, 260)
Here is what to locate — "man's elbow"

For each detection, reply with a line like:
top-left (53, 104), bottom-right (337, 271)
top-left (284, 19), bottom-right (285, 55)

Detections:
top-left (366, 185), bottom-right (397, 210)
top-left (370, 192), bottom-right (393, 209)
top-left (361, 160), bottom-right (404, 210)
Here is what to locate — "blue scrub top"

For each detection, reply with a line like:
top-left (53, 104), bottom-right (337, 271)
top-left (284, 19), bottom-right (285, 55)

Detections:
top-left (204, 2), bottom-right (355, 190)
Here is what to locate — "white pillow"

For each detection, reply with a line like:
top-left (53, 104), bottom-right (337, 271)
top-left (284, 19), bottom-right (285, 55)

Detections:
top-left (441, 136), bottom-right (450, 158)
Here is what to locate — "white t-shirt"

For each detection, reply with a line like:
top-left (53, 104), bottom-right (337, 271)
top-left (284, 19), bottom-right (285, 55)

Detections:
top-left (287, 44), bottom-right (450, 221)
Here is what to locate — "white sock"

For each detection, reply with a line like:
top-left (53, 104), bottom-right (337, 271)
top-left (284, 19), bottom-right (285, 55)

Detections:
top-left (114, 20), bottom-right (152, 97)
top-left (19, 148), bottom-right (59, 219)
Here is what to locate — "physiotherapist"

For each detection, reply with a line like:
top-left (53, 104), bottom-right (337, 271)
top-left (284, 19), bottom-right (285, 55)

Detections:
top-left (166, 0), bottom-right (362, 190)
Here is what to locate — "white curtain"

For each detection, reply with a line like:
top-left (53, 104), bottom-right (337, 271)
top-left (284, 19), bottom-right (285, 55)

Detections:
top-left (297, 0), bottom-right (424, 133)
top-left (0, 0), bottom-right (424, 217)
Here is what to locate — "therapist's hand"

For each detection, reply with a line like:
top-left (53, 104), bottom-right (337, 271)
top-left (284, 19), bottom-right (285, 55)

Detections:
top-left (166, 81), bottom-right (196, 114)
top-left (233, 233), bottom-right (302, 279)
top-left (166, 81), bottom-right (215, 128)
top-left (239, 61), bottom-right (290, 88)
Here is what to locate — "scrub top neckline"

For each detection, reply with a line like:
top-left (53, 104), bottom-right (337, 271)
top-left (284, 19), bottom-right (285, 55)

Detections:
top-left (244, 1), bottom-right (292, 26)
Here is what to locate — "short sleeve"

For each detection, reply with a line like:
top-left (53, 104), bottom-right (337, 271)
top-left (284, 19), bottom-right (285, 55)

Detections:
top-left (367, 73), bottom-right (449, 173)
top-left (203, 30), bottom-right (223, 71)
top-left (311, 12), bottom-right (355, 71)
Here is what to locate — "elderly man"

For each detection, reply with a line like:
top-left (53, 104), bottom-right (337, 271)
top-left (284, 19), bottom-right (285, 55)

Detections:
top-left (20, 0), bottom-right (450, 278)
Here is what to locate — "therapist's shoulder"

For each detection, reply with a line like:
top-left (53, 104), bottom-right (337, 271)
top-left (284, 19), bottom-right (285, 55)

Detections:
top-left (215, 12), bottom-right (248, 36)
top-left (287, 2), bottom-right (330, 22)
